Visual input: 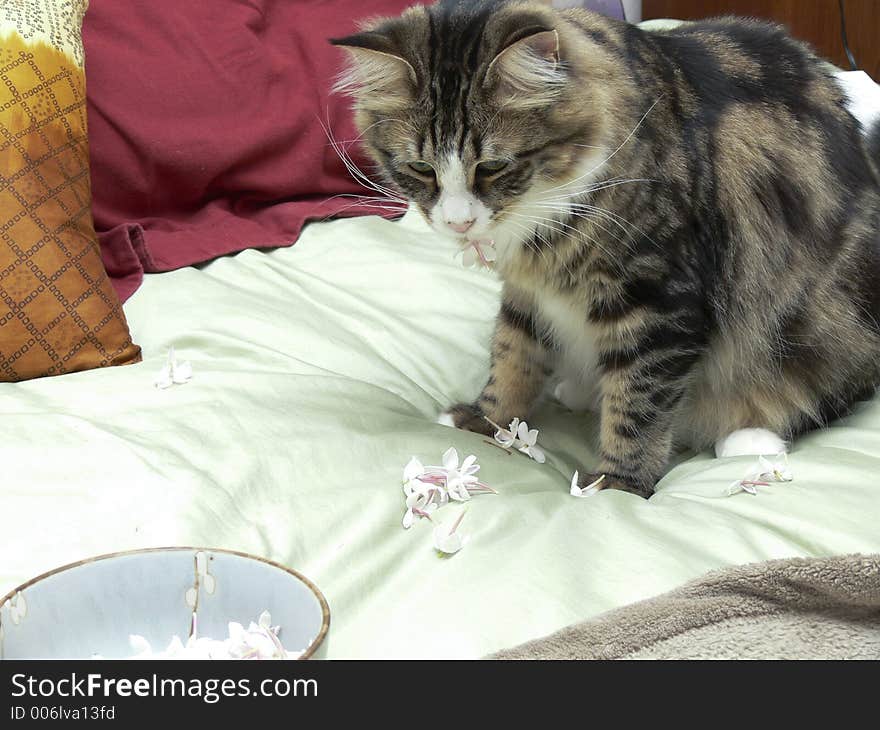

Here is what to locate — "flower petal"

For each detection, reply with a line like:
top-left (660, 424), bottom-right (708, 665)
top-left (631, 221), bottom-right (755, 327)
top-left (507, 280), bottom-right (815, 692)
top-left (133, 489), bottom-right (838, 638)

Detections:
top-left (528, 445), bottom-right (546, 464)
top-left (494, 428), bottom-right (516, 448)
top-left (403, 457), bottom-right (424, 483)
top-left (172, 360), bottom-right (193, 383)
top-left (442, 447), bottom-right (459, 471)
top-left (433, 524), bottom-right (464, 554)
top-left (154, 365), bottom-right (173, 389)
top-left (461, 454), bottom-right (478, 472)
top-left (402, 509), bottom-right (415, 529)
top-left (571, 473), bottom-right (605, 496)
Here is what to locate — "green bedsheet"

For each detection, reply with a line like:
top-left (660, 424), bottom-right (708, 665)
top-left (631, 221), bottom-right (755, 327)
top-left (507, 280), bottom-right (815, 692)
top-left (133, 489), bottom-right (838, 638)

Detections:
top-left (2, 210), bottom-right (880, 658)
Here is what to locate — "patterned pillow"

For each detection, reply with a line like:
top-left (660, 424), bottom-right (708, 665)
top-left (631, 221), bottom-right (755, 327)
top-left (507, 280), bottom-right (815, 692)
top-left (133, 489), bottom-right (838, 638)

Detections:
top-left (0, 0), bottom-right (140, 382)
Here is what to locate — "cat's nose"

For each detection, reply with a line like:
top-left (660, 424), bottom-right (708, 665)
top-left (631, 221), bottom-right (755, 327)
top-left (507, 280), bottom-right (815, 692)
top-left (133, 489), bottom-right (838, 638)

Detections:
top-left (447, 219), bottom-right (475, 234)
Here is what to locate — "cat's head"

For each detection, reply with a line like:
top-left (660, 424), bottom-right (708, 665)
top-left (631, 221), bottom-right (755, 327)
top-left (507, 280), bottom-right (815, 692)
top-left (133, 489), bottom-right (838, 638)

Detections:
top-left (331, 0), bottom-right (615, 244)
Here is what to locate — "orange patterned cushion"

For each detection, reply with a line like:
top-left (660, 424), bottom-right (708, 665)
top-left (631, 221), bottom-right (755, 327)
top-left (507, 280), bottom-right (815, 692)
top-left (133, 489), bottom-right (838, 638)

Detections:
top-left (0, 0), bottom-right (140, 381)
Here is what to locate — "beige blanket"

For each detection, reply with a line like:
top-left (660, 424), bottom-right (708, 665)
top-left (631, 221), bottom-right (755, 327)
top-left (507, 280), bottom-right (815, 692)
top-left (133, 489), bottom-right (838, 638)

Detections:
top-left (492, 554), bottom-right (880, 659)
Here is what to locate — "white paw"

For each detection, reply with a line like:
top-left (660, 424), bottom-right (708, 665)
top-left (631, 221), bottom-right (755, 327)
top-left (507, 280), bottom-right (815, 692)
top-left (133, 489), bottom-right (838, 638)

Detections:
top-left (435, 411), bottom-right (456, 428)
top-left (715, 428), bottom-right (788, 458)
top-left (553, 378), bottom-right (598, 412)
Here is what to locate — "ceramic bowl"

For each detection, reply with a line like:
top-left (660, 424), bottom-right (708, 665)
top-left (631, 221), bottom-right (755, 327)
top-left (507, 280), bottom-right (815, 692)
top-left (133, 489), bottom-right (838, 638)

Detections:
top-left (0, 547), bottom-right (329, 659)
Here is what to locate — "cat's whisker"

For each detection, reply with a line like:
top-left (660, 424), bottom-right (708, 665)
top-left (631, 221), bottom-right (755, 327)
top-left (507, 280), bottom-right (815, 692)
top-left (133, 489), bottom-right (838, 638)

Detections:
top-left (318, 189), bottom-right (408, 218)
top-left (563, 202), bottom-right (658, 249)
top-left (506, 212), bottom-right (578, 257)
top-left (327, 116), bottom-right (418, 147)
top-left (528, 203), bottom-right (633, 250)
top-left (509, 211), bottom-right (618, 263)
top-left (535, 196), bottom-right (650, 245)
top-left (318, 112), bottom-right (406, 201)
top-left (539, 95), bottom-right (664, 198)
top-left (508, 209), bottom-right (615, 268)
top-left (540, 177), bottom-right (659, 203)
top-left (322, 192), bottom-right (407, 206)
top-left (515, 219), bottom-right (581, 279)
top-left (507, 210), bottom-right (572, 237)
top-left (504, 218), bottom-right (554, 264)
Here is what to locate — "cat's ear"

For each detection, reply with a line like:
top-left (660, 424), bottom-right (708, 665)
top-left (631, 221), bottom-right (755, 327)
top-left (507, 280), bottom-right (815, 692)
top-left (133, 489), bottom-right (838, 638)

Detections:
top-left (331, 31), bottom-right (417, 106)
top-left (484, 26), bottom-right (564, 108)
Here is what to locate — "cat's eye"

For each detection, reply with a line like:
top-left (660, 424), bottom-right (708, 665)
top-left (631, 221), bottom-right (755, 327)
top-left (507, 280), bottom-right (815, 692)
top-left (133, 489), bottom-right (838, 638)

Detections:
top-left (476, 159), bottom-right (510, 176)
top-left (408, 160), bottom-right (435, 176)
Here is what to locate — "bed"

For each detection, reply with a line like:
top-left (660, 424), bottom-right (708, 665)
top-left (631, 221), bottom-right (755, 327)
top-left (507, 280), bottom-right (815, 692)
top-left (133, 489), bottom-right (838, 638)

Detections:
top-left (4, 0), bottom-right (880, 658)
top-left (3, 204), bottom-right (880, 658)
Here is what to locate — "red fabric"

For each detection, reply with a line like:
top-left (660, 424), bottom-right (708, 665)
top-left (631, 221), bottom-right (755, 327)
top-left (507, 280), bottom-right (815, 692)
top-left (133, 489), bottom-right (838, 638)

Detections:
top-left (83, 0), bottom-right (413, 301)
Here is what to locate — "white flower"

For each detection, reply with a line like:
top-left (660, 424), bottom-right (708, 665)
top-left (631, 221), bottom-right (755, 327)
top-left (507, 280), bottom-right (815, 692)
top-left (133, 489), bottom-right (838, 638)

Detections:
top-left (432, 510), bottom-right (467, 554)
top-left (121, 611), bottom-right (301, 659)
top-left (400, 450), bottom-right (495, 538)
top-left (570, 471), bottom-right (603, 497)
top-left (758, 454), bottom-right (793, 482)
top-left (154, 346), bottom-right (192, 389)
top-left (402, 485), bottom-right (442, 529)
top-left (726, 453), bottom-right (793, 496)
top-left (490, 417), bottom-right (547, 463)
top-left (727, 478), bottom-right (758, 496)
top-left (494, 417), bottom-right (521, 448)
top-left (402, 456), bottom-right (424, 485)
top-left (401, 456), bottom-right (451, 528)
top-left (458, 239), bottom-right (496, 269)
top-left (515, 421), bottom-right (546, 463)
top-left (442, 447), bottom-right (480, 501)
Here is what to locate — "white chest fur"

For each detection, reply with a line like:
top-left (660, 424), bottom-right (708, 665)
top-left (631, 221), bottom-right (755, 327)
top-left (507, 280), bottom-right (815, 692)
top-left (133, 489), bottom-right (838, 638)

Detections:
top-left (534, 288), bottom-right (600, 379)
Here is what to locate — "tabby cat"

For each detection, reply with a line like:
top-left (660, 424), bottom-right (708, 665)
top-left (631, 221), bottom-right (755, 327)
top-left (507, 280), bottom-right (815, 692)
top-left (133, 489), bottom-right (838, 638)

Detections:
top-left (332, 0), bottom-right (880, 497)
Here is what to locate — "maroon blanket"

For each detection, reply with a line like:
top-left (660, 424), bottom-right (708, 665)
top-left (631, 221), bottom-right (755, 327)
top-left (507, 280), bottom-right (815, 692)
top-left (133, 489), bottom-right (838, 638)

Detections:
top-left (84, 0), bottom-right (413, 301)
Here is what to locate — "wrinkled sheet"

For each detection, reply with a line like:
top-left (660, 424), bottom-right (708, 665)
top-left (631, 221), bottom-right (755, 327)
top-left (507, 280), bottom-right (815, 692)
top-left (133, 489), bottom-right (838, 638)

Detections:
top-left (2, 210), bottom-right (880, 658)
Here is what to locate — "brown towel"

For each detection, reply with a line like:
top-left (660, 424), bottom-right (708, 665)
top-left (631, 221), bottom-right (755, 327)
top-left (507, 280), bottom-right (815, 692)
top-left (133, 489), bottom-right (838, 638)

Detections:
top-left (491, 554), bottom-right (880, 659)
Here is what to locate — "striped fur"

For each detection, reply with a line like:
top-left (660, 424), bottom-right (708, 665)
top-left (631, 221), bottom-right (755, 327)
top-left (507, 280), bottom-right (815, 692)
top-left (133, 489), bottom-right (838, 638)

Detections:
top-left (333, 1), bottom-right (880, 497)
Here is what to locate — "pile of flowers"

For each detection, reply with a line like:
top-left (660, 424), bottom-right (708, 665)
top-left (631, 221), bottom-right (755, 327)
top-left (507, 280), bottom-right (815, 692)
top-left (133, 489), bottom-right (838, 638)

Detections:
top-left (402, 418), bottom-right (556, 555)
top-left (109, 611), bottom-right (302, 660)
top-left (402, 448), bottom-right (497, 554)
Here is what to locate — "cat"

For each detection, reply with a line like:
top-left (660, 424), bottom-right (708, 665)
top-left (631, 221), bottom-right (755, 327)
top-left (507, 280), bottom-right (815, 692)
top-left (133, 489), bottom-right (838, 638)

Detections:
top-left (331, 0), bottom-right (880, 497)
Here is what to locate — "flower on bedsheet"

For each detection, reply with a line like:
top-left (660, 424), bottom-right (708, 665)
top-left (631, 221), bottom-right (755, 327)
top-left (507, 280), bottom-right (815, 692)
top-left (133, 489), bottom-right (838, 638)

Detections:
top-left (514, 421), bottom-right (546, 463)
top-left (726, 452), bottom-right (793, 496)
top-left (493, 417), bottom-right (520, 448)
top-left (490, 417), bottom-right (546, 463)
top-left (570, 471), bottom-right (603, 498)
top-left (154, 346), bottom-right (192, 389)
top-left (402, 457), bottom-right (447, 529)
top-left (757, 454), bottom-right (793, 483)
top-left (442, 447), bottom-right (480, 501)
top-left (432, 509), bottom-right (467, 555)
top-left (400, 450), bottom-right (496, 544)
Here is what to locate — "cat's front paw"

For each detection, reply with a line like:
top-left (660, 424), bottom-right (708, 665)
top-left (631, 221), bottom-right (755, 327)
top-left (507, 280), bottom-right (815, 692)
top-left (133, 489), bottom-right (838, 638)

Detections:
top-left (579, 471), bottom-right (654, 499)
top-left (436, 402), bottom-right (495, 437)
